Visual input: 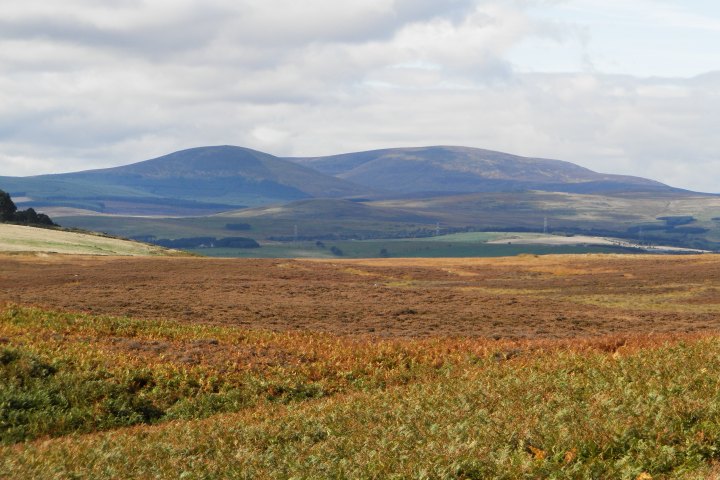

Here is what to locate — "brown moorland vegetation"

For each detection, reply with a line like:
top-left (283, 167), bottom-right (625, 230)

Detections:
top-left (1, 253), bottom-right (720, 339)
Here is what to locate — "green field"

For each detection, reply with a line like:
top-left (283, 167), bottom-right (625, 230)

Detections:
top-left (57, 216), bottom-right (642, 258)
top-left (191, 238), bottom-right (639, 259)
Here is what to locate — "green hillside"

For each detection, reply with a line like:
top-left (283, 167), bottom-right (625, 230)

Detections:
top-left (56, 198), bottom-right (438, 242)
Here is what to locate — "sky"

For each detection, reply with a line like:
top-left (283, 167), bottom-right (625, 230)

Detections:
top-left (0, 0), bottom-right (718, 192)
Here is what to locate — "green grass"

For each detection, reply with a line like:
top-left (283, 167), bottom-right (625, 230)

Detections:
top-left (1, 305), bottom-right (720, 477)
top-left (410, 231), bottom-right (525, 242)
top-left (0, 305), bottom-right (472, 445)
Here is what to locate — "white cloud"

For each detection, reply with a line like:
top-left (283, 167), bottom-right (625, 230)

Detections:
top-left (0, 0), bottom-right (718, 193)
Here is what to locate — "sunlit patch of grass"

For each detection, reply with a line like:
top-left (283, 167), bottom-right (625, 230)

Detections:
top-left (526, 264), bottom-right (623, 276)
top-left (573, 287), bottom-right (720, 314)
top-left (384, 280), bottom-right (418, 288)
top-left (441, 267), bottom-right (480, 277)
top-left (341, 267), bottom-right (380, 277)
top-left (457, 286), bottom-right (562, 296)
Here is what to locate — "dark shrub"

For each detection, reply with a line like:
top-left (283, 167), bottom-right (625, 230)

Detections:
top-left (214, 237), bottom-right (260, 248)
top-left (225, 223), bottom-right (251, 231)
top-left (657, 216), bottom-right (696, 227)
top-left (152, 237), bottom-right (217, 248)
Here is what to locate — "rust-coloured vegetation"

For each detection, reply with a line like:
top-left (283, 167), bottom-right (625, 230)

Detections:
top-left (1, 254), bottom-right (720, 338)
top-left (2, 253), bottom-right (720, 478)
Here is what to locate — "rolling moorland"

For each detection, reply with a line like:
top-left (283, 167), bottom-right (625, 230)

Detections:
top-left (2, 145), bottom-right (720, 256)
top-left (3, 254), bottom-right (720, 477)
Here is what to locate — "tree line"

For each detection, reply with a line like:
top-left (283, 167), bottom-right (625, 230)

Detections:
top-left (141, 236), bottom-right (260, 249)
top-left (0, 189), bottom-right (56, 226)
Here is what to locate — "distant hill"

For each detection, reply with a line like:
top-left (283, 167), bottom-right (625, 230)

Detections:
top-left (4, 143), bottom-right (719, 253)
top-left (0, 146), bottom-right (369, 215)
top-left (0, 144), bottom-right (703, 222)
top-left (289, 146), bottom-right (675, 196)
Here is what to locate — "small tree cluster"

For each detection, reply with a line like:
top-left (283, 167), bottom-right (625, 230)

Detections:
top-left (0, 189), bottom-right (56, 226)
top-left (0, 190), bottom-right (16, 221)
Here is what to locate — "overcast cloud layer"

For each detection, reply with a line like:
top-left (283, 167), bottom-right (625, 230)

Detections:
top-left (0, 0), bottom-right (718, 192)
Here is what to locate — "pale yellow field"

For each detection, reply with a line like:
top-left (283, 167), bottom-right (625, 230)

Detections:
top-left (0, 223), bottom-right (175, 256)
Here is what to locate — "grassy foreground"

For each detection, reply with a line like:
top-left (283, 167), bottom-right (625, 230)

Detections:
top-left (3, 306), bottom-right (720, 478)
